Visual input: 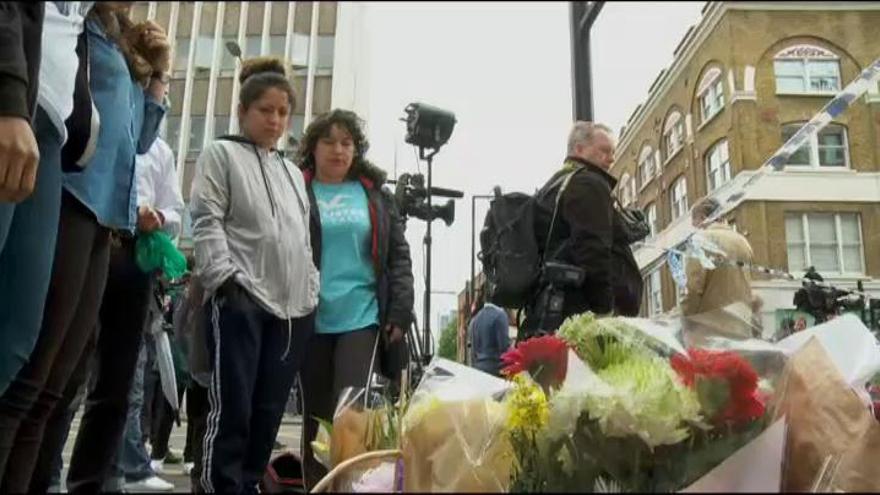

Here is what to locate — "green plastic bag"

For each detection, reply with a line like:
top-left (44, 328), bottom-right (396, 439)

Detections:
top-left (135, 231), bottom-right (188, 279)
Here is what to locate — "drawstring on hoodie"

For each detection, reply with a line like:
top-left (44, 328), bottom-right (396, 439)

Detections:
top-left (280, 318), bottom-right (293, 362)
top-left (253, 144), bottom-right (278, 218)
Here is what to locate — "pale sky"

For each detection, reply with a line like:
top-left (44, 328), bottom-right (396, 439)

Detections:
top-left (356, 1), bottom-right (705, 342)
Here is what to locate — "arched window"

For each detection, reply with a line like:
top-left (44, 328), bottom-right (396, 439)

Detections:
top-left (638, 145), bottom-right (655, 188)
top-left (645, 202), bottom-right (658, 238)
top-left (705, 139), bottom-right (731, 192)
top-left (663, 111), bottom-right (685, 160)
top-left (620, 173), bottom-right (634, 206)
top-left (697, 67), bottom-right (725, 123)
top-left (774, 44), bottom-right (841, 94)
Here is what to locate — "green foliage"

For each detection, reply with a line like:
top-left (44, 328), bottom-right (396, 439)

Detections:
top-left (437, 318), bottom-right (459, 362)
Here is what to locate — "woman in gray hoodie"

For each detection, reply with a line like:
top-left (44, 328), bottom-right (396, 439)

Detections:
top-left (189, 57), bottom-right (319, 493)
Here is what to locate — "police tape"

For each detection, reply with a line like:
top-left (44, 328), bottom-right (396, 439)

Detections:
top-left (637, 237), bottom-right (875, 302)
top-left (637, 56), bottom-right (880, 300)
top-left (700, 55), bottom-right (880, 228)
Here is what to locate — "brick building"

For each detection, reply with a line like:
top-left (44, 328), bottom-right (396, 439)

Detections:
top-left (610, 2), bottom-right (880, 334)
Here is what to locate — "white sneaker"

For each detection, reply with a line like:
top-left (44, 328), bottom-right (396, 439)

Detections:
top-left (124, 475), bottom-right (175, 492)
top-left (183, 462), bottom-right (195, 476)
top-left (150, 459), bottom-right (165, 474)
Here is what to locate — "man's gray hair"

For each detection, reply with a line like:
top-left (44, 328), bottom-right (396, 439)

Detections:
top-left (692, 196), bottom-right (721, 223)
top-left (567, 121), bottom-right (614, 156)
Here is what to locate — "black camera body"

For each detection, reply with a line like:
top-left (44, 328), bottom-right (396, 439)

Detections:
top-left (393, 173), bottom-right (458, 226)
top-left (519, 262), bottom-right (585, 342)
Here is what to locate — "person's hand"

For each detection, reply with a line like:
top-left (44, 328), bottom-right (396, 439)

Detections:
top-left (130, 20), bottom-right (171, 74)
top-left (137, 205), bottom-right (163, 233)
top-left (385, 324), bottom-right (404, 345)
top-left (0, 117), bottom-right (39, 203)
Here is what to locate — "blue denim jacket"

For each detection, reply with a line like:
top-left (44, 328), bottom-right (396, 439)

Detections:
top-left (63, 19), bottom-right (166, 232)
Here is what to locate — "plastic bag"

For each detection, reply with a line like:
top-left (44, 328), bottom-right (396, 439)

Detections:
top-left (401, 358), bottom-right (513, 493)
top-left (135, 230), bottom-right (188, 279)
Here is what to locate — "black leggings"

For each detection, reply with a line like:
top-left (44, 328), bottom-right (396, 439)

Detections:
top-left (300, 327), bottom-right (379, 489)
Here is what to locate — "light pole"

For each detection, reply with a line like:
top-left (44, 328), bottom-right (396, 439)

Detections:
top-left (570, 1), bottom-right (604, 121)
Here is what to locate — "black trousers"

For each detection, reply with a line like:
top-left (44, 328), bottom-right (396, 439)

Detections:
top-left (150, 377), bottom-right (187, 461)
top-left (300, 327), bottom-right (380, 489)
top-left (200, 283), bottom-right (313, 493)
top-left (187, 383), bottom-right (209, 488)
top-left (30, 332), bottom-right (96, 493)
top-left (66, 237), bottom-right (154, 493)
top-left (0, 191), bottom-right (110, 493)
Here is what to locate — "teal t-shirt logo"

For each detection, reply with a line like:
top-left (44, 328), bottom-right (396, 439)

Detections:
top-left (313, 181), bottom-right (379, 333)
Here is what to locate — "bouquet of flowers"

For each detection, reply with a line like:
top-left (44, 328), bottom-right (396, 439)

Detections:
top-left (501, 310), bottom-right (784, 492)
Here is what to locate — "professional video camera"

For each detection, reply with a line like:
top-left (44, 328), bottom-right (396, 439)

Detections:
top-left (393, 172), bottom-right (461, 226)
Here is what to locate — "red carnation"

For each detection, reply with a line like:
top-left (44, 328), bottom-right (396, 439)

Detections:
top-left (671, 348), bottom-right (765, 425)
top-left (501, 335), bottom-right (569, 392)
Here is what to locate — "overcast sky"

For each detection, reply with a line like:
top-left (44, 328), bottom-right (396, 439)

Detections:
top-left (357, 1), bottom-right (705, 340)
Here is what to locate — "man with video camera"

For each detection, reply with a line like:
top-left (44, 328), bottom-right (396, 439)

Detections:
top-left (523, 121), bottom-right (643, 335)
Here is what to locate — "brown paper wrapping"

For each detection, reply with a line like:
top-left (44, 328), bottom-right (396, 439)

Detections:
top-left (774, 338), bottom-right (880, 491)
top-left (402, 399), bottom-right (512, 493)
top-left (330, 408), bottom-right (371, 467)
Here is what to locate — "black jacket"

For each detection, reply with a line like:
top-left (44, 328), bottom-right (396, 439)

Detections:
top-left (0, 2), bottom-right (44, 122)
top-left (534, 157), bottom-right (643, 316)
top-left (302, 163), bottom-right (415, 378)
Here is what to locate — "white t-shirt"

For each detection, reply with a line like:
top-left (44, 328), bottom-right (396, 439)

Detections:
top-left (37, 2), bottom-right (93, 142)
top-left (135, 138), bottom-right (185, 238)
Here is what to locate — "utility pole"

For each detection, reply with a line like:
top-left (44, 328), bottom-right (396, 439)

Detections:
top-left (570, 2), bottom-right (605, 121)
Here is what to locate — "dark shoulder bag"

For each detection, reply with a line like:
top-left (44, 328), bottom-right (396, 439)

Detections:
top-left (613, 197), bottom-right (651, 245)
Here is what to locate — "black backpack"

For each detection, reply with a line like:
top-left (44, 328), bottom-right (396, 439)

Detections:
top-left (478, 171), bottom-right (578, 309)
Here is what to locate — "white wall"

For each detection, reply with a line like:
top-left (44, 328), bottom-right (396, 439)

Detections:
top-left (331, 2), bottom-right (371, 120)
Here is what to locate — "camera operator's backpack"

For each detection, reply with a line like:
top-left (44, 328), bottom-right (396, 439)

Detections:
top-left (478, 171), bottom-right (578, 308)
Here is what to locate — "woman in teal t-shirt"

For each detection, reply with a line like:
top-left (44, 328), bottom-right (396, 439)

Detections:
top-left (296, 109), bottom-right (414, 488)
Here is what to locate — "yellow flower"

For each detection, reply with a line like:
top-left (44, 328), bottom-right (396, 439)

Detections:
top-left (506, 375), bottom-right (549, 434)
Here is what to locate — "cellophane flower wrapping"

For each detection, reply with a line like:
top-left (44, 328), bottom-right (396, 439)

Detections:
top-left (400, 358), bottom-right (514, 493)
top-left (500, 303), bottom-right (792, 492)
top-left (317, 386), bottom-right (402, 492)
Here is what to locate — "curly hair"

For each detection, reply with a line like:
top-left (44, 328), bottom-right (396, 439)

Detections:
top-left (295, 109), bottom-right (373, 179)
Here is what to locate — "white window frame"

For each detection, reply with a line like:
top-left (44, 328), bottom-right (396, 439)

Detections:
top-left (663, 114), bottom-right (685, 164)
top-left (705, 139), bottom-right (732, 192)
top-left (773, 44), bottom-right (841, 96)
top-left (698, 68), bottom-right (725, 126)
top-left (647, 268), bottom-right (663, 317)
top-left (782, 122), bottom-right (850, 169)
top-left (785, 212), bottom-right (865, 276)
top-left (646, 203), bottom-right (658, 238)
top-left (670, 176), bottom-right (688, 222)
top-left (638, 146), bottom-right (655, 190)
top-left (619, 173), bottom-right (634, 207)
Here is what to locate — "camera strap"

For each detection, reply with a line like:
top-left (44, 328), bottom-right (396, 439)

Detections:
top-left (541, 168), bottom-right (581, 262)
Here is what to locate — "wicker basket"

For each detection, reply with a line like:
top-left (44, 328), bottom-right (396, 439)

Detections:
top-left (310, 449), bottom-right (402, 493)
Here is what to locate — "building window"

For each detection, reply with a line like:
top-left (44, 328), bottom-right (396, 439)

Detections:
top-left (317, 35), bottom-right (335, 69)
top-left (782, 123), bottom-right (848, 168)
top-left (164, 116), bottom-right (181, 154)
top-left (647, 269), bottom-right (663, 316)
top-left (188, 116), bottom-right (206, 157)
top-left (638, 146), bottom-right (655, 188)
top-left (698, 68), bottom-right (724, 124)
top-left (774, 44), bottom-right (841, 94)
top-left (663, 112), bottom-right (685, 160)
top-left (670, 176), bottom-right (688, 221)
top-left (619, 174), bottom-right (633, 207)
top-left (213, 116), bottom-right (230, 140)
top-left (785, 212), bottom-right (864, 275)
top-left (173, 38), bottom-right (191, 73)
top-left (221, 36), bottom-right (238, 70)
top-left (705, 139), bottom-right (731, 192)
top-left (646, 203), bottom-right (658, 238)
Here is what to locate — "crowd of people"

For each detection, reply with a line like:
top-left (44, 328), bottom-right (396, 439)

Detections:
top-left (0, 2), bottom-right (764, 493)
